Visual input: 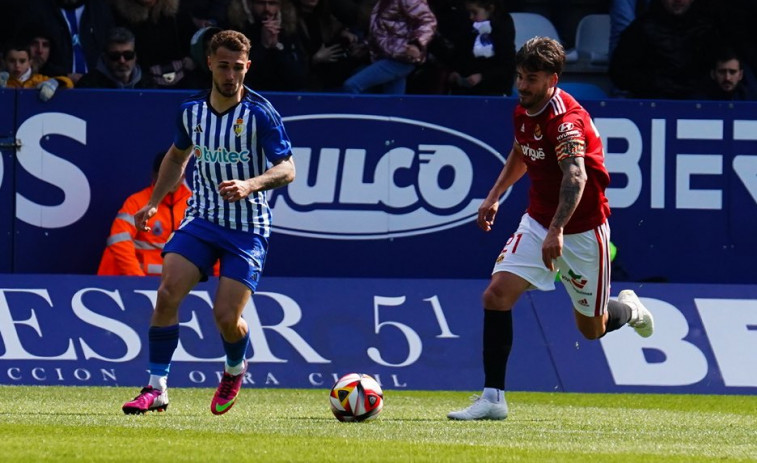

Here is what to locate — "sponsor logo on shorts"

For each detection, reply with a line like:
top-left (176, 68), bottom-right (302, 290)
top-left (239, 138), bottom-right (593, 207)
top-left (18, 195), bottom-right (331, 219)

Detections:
top-left (577, 298), bottom-right (589, 307)
top-left (567, 269), bottom-right (587, 289)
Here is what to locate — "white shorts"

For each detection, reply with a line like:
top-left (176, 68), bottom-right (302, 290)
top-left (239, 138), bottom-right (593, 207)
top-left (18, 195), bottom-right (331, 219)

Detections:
top-left (492, 213), bottom-right (611, 317)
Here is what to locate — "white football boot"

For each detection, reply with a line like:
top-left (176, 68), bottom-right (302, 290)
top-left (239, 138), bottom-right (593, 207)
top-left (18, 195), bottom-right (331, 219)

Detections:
top-left (619, 289), bottom-right (654, 338)
top-left (447, 394), bottom-right (508, 421)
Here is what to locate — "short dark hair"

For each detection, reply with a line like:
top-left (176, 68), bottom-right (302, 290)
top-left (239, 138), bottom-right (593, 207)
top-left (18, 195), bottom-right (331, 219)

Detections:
top-left (712, 45), bottom-right (742, 69)
top-left (515, 36), bottom-right (565, 76)
top-left (2, 41), bottom-right (31, 59)
top-left (107, 27), bottom-right (136, 46)
top-left (463, 0), bottom-right (505, 22)
top-left (24, 23), bottom-right (53, 43)
top-left (209, 30), bottom-right (251, 57)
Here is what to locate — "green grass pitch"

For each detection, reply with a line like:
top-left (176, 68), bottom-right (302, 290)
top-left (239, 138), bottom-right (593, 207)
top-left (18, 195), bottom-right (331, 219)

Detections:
top-left (1, 386), bottom-right (756, 462)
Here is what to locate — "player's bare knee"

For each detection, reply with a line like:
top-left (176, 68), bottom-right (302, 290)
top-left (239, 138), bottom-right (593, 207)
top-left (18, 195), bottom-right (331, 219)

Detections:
top-left (482, 286), bottom-right (514, 311)
top-left (156, 282), bottom-right (183, 309)
top-left (213, 310), bottom-right (238, 332)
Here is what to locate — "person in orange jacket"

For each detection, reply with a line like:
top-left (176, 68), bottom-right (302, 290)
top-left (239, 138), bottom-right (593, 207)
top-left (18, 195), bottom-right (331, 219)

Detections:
top-left (98, 152), bottom-right (192, 276)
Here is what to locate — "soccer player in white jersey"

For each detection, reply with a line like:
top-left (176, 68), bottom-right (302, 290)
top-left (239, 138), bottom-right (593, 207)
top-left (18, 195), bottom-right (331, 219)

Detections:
top-left (122, 30), bottom-right (295, 415)
top-left (447, 37), bottom-right (654, 421)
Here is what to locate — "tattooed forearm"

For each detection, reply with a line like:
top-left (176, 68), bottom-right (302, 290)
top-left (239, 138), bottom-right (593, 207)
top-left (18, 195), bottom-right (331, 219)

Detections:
top-left (250, 156), bottom-right (296, 192)
top-left (550, 156), bottom-right (587, 229)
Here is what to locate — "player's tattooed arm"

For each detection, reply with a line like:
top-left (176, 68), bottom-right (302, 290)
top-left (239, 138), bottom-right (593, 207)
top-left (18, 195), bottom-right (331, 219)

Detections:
top-left (542, 139), bottom-right (587, 269)
top-left (219, 156), bottom-right (296, 202)
top-left (551, 144), bottom-right (587, 230)
top-left (251, 155), bottom-right (296, 192)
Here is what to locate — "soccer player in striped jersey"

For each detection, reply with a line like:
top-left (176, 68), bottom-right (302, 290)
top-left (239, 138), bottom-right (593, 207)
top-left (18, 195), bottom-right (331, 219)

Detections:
top-left (122, 30), bottom-right (295, 415)
top-left (448, 37), bottom-right (654, 421)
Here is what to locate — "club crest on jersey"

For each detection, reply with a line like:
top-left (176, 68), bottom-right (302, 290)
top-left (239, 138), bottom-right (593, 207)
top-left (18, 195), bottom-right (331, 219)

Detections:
top-left (534, 124), bottom-right (543, 140)
top-left (234, 118), bottom-right (245, 137)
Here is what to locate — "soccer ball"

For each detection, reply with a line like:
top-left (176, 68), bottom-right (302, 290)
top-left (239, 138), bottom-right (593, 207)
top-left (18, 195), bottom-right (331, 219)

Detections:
top-left (329, 373), bottom-right (384, 422)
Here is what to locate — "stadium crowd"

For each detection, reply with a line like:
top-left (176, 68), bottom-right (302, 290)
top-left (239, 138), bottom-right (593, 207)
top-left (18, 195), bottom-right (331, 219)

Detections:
top-left (1, 0), bottom-right (755, 99)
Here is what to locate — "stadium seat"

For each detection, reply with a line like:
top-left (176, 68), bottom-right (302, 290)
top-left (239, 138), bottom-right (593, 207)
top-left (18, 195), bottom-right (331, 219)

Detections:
top-left (573, 14), bottom-right (611, 65)
top-left (510, 12), bottom-right (562, 51)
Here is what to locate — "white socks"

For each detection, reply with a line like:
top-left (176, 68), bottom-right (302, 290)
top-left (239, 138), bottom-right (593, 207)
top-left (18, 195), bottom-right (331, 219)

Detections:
top-left (225, 360), bottom-right (246, 376)
top-left (149, 375), bottom-right (167, 391)
top-left (482, 387), bottom-right (505, 403)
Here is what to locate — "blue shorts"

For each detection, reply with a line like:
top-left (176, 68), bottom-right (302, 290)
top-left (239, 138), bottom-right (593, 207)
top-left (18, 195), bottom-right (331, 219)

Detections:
top-left (163, 217), bottom-right (268, 292)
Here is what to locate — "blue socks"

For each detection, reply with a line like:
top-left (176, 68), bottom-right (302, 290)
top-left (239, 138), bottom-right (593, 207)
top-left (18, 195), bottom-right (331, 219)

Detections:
top-left (146, 325), bottom-right (250, 383)
top-left (148, 325), bottom-right (179, 377)
top-left (222, 330), bottom-right (250, 368)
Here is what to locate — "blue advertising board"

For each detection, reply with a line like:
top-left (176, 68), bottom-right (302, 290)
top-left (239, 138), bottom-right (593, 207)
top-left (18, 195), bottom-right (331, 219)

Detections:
top-left (1, 90), bottom-right (756, 283)
top-left (0, 90), bottom-right (15, 273)
top-left (531, 283), bottom-right (757, 394)
top-left (0, 274), bottom-right (755, 394)
top-left (10, 89), bottom-right (186, 274)
top-left (582, 101), bottom-right (757, 284)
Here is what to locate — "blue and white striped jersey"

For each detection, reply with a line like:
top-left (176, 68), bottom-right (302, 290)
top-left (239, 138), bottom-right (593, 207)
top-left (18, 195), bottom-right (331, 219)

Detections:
top-left (173, 87), bottom-right (292, 236)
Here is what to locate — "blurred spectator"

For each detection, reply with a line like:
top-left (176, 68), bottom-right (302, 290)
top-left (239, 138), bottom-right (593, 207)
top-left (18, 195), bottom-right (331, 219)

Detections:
top-left (446, 0), bottom-right (515, 96)
top-left (342, 0), bottom-right (437, 94)
top-left (28, 35), bottom-right (51, 73)
top-left (98, 152), bottom-right (193, 277)
top-left (25, 28), bottom-right (68, 76)
top-left (702, 0), bottom-right (757, 90)
top-left (609, 0), bottom-right (719, 99)
top-left (508, 0), bottom-right (609, 49)
top-left (108, 0), bottom-right (201, 89)
top-left (189, 25), bottom-right (222, 87)
top-left (695, 47), bottom-right (756, 101)
top-left (329, 0), bottom-right (375, 34)
top-left (326, 0), bottom-right (373, 77)
top-left (0, 41), bottom-right (73, 101)
top-left (609, 0), bottom-right (651, 55)
top-left (182, 0), bottom-right (233, 28)
top-left (77, 27), bottom-right (155, 89)
top-left (18, 0), bottom-right (115, 84)
top-left (293, 0), bottom-right (365, 91)
top-left (0, 0), bottom-right (26, 55)
top-left (406, 0), bottom-right (471, 94)
top-left (226, 0), bottom-right (308, 91)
